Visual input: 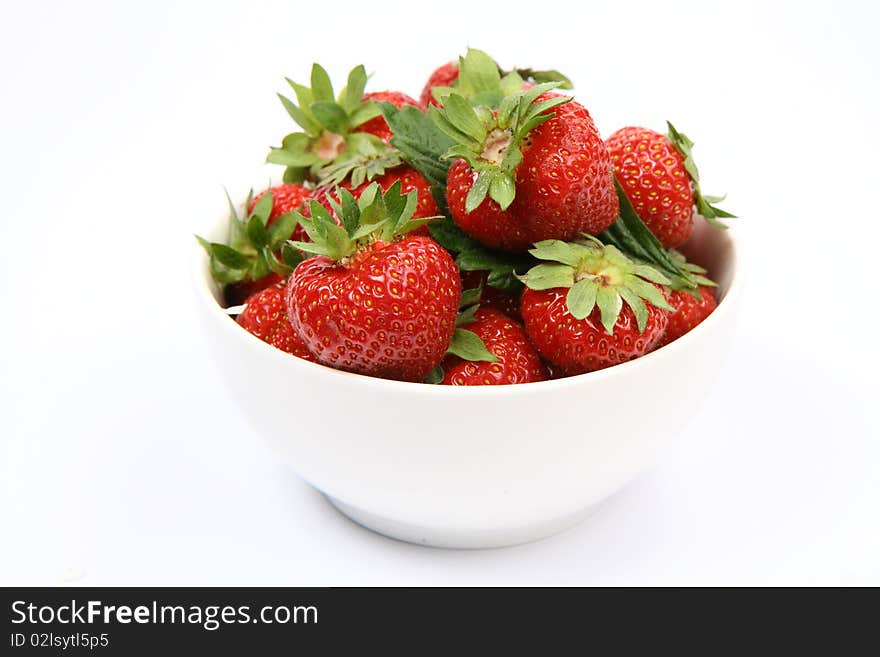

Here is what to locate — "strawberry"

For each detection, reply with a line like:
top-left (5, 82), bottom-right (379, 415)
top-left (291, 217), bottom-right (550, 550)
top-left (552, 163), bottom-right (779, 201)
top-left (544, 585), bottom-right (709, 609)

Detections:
top-left (420, 61), bottom-right (460, 107)
top-left (433, 82), bottom-right (618, 252)
top-left (266, 64), bottom-right (404, 186)
top-left (236, 284), bottom-right (315, 361)
top-left (657, 251), bottom-right (718, 345)
top-left (661, 285), bottom-right (717, 346)
top-left (518, 237), bottom-right (672, 374)
top-left (248, 183), bottom-right (312, 225)
top-left (606, 122), bottom-right (734, 248)
top-left (357, 91), bottom-right (419, 143)
top-left (285, 183), bottom-right (461, 382)
top-left (440, 308), bottom-right (546, 385)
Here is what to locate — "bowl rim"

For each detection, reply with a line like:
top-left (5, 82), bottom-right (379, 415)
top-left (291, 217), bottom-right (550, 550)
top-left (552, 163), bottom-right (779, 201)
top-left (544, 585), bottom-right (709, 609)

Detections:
top-left (191, 212), bottom-right (742, 397)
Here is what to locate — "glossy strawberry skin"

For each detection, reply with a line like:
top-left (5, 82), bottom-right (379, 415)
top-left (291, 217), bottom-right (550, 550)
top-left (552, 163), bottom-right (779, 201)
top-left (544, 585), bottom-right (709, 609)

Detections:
top-left (521, 287), bottom-right (668, 374)
top-left (446, 97), bottom-right (619, 252)
top-left (660, 286), bottom-right (717, 346)
top-left (420, 62), bottom-right (460, 108)
top-left (236, 284), bottom-right (314, 361)
top-left (441, 308), bottom-right (546, 385)
top-left (606, 127), bottom-right (695, 248)
top-left (249, 183), bottom-right (312, 226)
top-left (357, 91), bottom-right (419, 143)
top-left (285, 236), bottom-right (461, 382)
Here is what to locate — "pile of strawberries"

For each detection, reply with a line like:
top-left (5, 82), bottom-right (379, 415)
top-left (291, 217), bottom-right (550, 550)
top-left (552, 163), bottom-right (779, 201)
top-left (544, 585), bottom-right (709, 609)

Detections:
top-left (199, 49), bottom-right (733, 385)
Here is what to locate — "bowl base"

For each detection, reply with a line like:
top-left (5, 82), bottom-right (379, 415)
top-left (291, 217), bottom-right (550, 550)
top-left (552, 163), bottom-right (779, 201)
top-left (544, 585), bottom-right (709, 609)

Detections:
top-left (325, 495), bottom-right (604, 549)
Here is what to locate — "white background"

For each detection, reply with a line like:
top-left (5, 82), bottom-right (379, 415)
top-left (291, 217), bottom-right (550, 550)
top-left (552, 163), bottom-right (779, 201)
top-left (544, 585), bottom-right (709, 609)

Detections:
top-left (1, 0), bottom-right (878, 585)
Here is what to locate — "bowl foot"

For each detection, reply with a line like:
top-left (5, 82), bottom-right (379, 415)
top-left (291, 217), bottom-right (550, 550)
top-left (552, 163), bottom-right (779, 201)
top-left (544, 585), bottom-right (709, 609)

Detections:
top-left (324, 495), bottom-right (604, 549)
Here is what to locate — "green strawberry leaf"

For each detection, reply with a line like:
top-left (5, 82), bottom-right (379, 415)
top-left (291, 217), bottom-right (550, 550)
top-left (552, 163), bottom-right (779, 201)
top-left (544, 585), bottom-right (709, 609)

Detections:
top-left (281, 243), bottom-right (303, 267)
top-left (455, 304), bottom-right (479, 328)
top-left (310, 63), bottom-right (334, 102)
top-left (310, 101), bottom-right (349, 135)
top-left (596, 286), bottom-right (623, 335)
top-left (488, 171), bottom-right (515, 210)
top-left (424, 365), bottom-right (445, 384)
top-left (457, 48), bottom-right (502, 96)
top-left (455, 247), bottom-right (534, 295)
top-left (251, 190), bottom-right (274, 224)
top-left (427, 217), bottom-right (480, 252)
top-left (460, 286), bottom-right (483, 309)
top-left (247, 215), bottom-right (269, 250)
top-left (665, 120), bottom-right (735, 228)
top-left (342, 65), bottom-right (368, 113)
top-left (517, 263), bottom-right (575, 290)
top-left (599, 178), bottom-right (698, 290)
top-left (465, 170), bottom-right (493, 212)
top-left (447, 328), bottom-right (498, 363)
top-left (380, 102), bottom-right (456, 204)
top-left (210, 243), bottom-right (251, 270)
top-left (565, 279), bottom-right (599, 320)
top-left (268, 213), bottom-right (298, 248)
top-left (514, 68), bottom-right (574, 89)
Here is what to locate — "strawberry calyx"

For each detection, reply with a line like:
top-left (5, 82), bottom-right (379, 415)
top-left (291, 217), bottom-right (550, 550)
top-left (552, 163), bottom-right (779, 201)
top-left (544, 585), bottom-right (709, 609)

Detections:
top-left (518, 236), bottom-right (673, 335)
top-left (289, 182), bottom-right (437, 261)
top-left (665, 121), bottom-right (736, 228)
top-left (314, 133), bottom-right (403, 188)
top-left (196, 189), bottom-right (303, 286)
top-left (429, 83), bottom-right (570, 211)
top-left (429, 48), bottom-right (527, 109)
top-left (266, 64), bottom-right (402, 185)
top-left (427, 48), bottom-right (574, 108)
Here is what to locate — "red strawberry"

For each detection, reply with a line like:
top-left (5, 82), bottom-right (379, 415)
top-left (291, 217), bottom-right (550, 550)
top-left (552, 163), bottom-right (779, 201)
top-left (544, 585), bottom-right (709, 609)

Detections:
top-left (236, 284), bottom-right (314, 361)
top-left (518, 238), bottom-right (672, 374)
top-left (249, 183), bottom-right (312, 225)
top-left (441, 308), bottom-right (546, 385)
top-left (606, 122), bottom-right (733, 248)
top-left (357, 91), bottom-right (419, 143)
top-left (285, 183), bottom-right (460, 382)
top-left (420, 61), bottom-right (459, 107)
top-left (522, 289), bottom-right (668, 374)
top-left (660, 285), bottom-right (717, 346)
top-left (437, 87), bottom-right (618, 252)
top-left (267, 64), bottom-right (405, 186)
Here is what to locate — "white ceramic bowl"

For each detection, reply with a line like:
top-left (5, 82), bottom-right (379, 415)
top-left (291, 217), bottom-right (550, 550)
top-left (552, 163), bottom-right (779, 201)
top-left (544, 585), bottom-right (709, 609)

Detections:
top-left (193, 215), bottom-right (741, 548)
